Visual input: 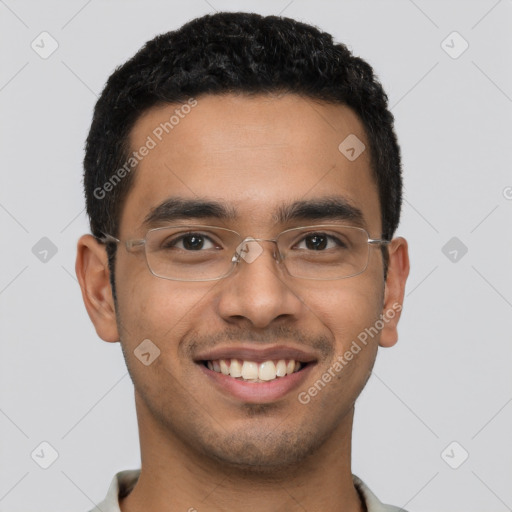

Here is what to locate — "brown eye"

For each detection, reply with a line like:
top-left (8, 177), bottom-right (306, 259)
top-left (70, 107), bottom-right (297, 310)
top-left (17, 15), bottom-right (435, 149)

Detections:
top-left (295, 233), bottom-right (347, 251)
top-left (162, 233), bottom-right (216, 251)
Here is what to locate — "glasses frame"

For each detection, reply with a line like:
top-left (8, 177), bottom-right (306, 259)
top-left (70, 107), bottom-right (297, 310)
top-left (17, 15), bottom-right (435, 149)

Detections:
top-left (98, 224), bottom-right (390, 282)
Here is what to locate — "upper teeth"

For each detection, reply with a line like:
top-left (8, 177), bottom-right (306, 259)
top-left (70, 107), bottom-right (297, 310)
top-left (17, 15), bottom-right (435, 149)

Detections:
top-left (206, 359), bottom-right (301, 382)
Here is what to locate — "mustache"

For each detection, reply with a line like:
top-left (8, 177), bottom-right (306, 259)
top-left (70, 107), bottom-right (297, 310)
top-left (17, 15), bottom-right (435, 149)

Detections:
top-left (184, 325), bottom-right (333, 360)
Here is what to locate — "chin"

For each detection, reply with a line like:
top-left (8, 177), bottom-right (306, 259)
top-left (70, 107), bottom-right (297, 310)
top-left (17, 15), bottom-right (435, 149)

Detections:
top-left (191, 425), bottom-right (328, 476)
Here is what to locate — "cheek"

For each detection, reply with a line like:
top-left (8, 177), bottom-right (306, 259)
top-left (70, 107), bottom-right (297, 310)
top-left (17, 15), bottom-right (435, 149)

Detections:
top-left (293, 273), bottom-right (384, 348)
top-left (114, 274), bottom-right (216, 405)
top-left (115, 258), bottom-right (217, 355)
top-left (297, 278), bottom-right (383, 413)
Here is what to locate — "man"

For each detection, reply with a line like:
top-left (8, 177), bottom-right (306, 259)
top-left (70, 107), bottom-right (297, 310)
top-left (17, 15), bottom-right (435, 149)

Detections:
top-left (76, 11), bottom-right (410, 512)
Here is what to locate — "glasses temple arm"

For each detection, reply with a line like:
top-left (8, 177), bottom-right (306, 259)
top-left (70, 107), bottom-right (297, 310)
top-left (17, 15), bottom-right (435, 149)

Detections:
top-left (368, 238), bottom-right (391, 246)
top-left (96, 233), bottom-right (121, 244)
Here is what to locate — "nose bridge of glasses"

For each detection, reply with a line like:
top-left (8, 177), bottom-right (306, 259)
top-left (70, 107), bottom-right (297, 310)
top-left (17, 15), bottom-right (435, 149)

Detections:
top-left (233, 236), bottom-right (281, 265)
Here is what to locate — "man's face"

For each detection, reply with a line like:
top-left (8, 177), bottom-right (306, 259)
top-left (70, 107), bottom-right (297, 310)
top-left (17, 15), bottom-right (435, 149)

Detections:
top-left (110, 94), bottom-right (394, 469)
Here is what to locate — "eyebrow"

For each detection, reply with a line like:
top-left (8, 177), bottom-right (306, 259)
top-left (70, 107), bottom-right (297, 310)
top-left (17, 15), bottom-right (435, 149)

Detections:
top-left (141, 196), bottom-right (365, 230)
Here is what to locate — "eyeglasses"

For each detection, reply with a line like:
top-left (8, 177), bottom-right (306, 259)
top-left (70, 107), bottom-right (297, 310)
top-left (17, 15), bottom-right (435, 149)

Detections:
top-left (98, 224), bottom-right (389, 282)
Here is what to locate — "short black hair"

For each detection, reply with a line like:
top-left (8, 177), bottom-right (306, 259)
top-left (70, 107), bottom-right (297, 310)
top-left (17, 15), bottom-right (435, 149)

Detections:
top-left (83, 11), bottom-right (402, 295)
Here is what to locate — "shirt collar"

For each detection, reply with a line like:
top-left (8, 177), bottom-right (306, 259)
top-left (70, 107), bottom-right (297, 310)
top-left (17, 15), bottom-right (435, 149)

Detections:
top-left (91, 470), bottom-right (406, 512)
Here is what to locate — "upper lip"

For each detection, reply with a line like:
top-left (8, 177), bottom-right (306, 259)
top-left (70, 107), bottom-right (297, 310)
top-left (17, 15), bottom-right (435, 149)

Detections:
top-left (194, 345), bottom-right (318, 364)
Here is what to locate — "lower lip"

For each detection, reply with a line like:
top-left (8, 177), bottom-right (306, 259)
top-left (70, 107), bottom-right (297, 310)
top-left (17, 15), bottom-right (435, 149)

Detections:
top-left (197, 363), bottom-right (315, 404)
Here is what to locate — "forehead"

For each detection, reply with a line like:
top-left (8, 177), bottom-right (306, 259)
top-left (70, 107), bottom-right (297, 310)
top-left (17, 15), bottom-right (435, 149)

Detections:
top-left (120, 93), bottom-right (381, 236)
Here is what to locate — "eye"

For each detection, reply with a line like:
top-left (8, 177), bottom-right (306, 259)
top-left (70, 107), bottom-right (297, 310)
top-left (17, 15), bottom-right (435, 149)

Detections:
top-left (294, 232), bottom-right (347, 251)
top-left (163, 233), bottom-right (218, 251)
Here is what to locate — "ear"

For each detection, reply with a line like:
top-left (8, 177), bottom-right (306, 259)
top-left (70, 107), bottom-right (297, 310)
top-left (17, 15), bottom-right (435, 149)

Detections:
top-left (75, 234), bottom-right (120, 343)
top-left (379, 236), bottom-right (410, 348)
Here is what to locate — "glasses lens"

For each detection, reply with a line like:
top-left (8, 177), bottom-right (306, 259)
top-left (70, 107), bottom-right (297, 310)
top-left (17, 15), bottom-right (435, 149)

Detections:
top-left (145, 226), bottom-right (239, 281)
top-left (278, 225), bottom-right (370, 280)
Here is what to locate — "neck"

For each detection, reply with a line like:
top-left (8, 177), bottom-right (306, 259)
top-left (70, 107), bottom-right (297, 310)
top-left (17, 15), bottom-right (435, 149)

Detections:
top-left (120, 395), bottom-right (365, 512)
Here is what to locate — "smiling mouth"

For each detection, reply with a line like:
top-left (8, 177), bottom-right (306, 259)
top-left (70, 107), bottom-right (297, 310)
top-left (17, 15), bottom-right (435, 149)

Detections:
top-left (201, 358), bottom-right (307, 383)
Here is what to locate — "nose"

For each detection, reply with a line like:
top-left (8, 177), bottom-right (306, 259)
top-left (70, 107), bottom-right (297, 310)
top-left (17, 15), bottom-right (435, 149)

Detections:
top-left (216, 238), bottom-right (304, 329)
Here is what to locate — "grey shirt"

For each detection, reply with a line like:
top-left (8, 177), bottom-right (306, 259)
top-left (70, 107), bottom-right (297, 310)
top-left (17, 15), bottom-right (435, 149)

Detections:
top-left (88, 470), bottom-right (408, 512)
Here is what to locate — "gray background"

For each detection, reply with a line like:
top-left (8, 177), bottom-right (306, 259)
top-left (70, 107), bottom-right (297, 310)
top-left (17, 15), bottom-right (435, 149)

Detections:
top-left (1, 0), bottom-right (511, 511)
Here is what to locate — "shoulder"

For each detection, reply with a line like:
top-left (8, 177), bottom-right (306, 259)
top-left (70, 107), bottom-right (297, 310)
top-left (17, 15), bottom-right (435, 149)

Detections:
top-left (353, 474), bottom-right (409, 512)
top-left (88, 469), bottom-right (140, 512)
